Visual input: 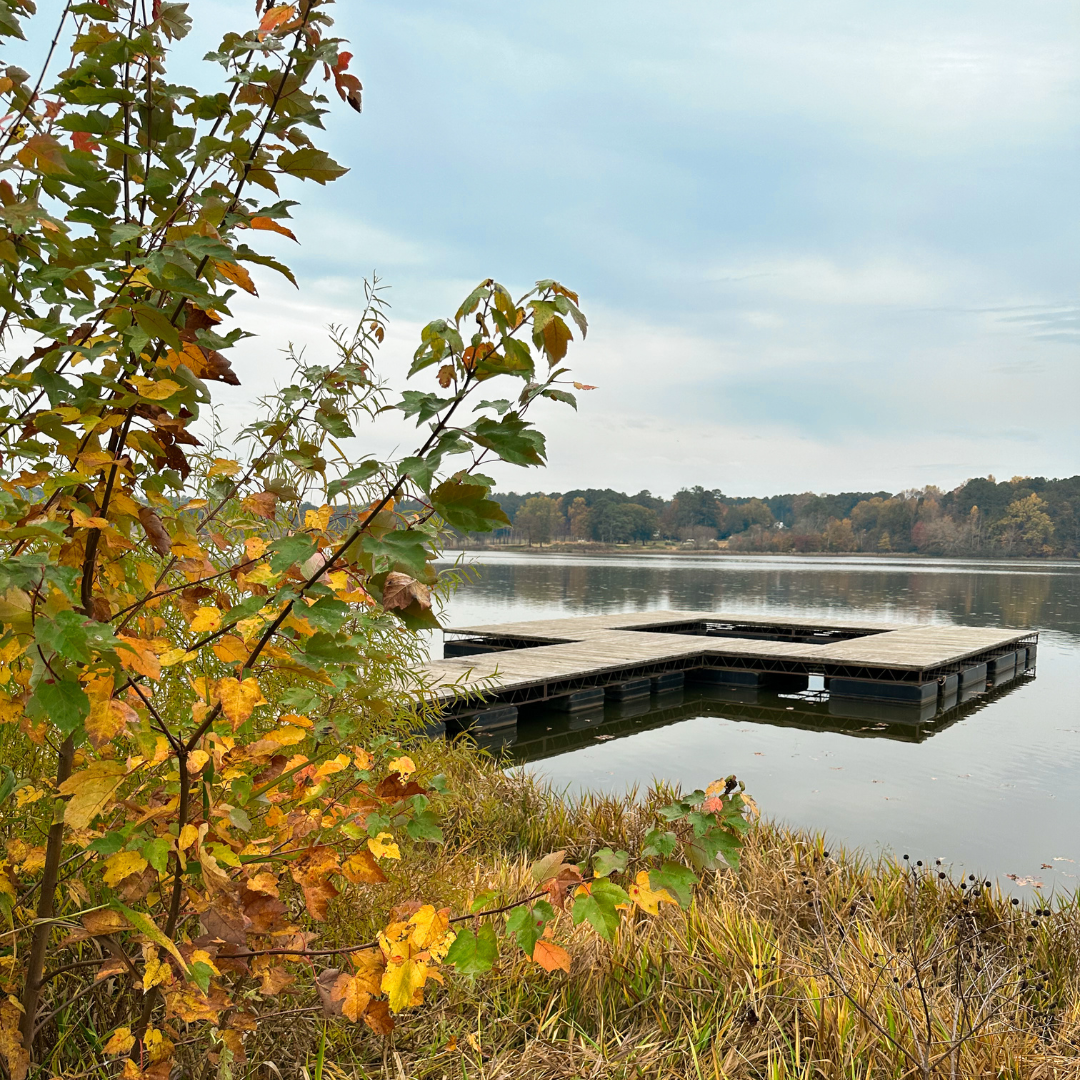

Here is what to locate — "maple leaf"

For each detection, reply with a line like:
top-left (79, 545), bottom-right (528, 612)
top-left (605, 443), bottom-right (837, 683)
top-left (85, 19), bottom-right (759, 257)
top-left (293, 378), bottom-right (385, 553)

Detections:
top-left (362, 999), bottom-right (394, 1035)
top-left (627, 870), bottom-right (677, 916)
top-left (381, 572), bottom-right (431, 612)
top-left (257, 3), bottom-right (295, 40)
top-left (189, 606), bottom-right (222, 632)
top-left (531, 939), bottom-right (572, 973)
top-left (16, 133), bottom-right (72, 175)
top-left (103, 849), bottom-right (149, 888)
top-left (103, 1027), bottom-right (135, 1055)
top-left (387, 755), bottom-right (415, 777)
top-left (242, 491), bottom-right (278, 520)
top-left (216, 676), bottom-right (267, 728)
top-left (349, 948), bottom-right (386, 995)
top-left (85, 695), bottom-right (138, 749)
top-left (367, 833), bottom-right (401, 859)
top-left (381, 954), bottom-right (427, 1013)
top-left (331, 972), bottom-right (371, 1022)
top-left (59, 760), bottom-right (127, 829)
top-left (342, 849), bottom-right (387, 883)
top-left (71, 131), bottom-right (101, 152)
top-left (258, 966), bottom-right (295, 995)
top-left (116, 635), bottom-right (162, 681)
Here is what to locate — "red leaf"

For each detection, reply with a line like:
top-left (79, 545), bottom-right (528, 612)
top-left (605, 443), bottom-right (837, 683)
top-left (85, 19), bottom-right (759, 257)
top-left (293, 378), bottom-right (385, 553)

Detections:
top-left (71, 131), bottom-right (101, 152)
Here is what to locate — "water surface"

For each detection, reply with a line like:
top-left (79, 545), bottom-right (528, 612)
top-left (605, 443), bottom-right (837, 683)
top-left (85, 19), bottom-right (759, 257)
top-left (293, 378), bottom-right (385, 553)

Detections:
top-left (434, 552), bottom-right (1080, 893)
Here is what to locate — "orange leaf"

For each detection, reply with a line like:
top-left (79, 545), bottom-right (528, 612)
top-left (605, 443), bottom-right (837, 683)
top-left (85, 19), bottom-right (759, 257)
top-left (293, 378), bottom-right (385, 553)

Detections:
top-left (213, 260), bottom-right (258, 295)
top-left (251, 216), bottom-right (297, 241)
top-left (16, 133), bottom-right (72, 175)
top-left (258, 4), bottom-right (295, 40)
top-left (71, 131), bottom-right (100, 153)
top-left (531, 939), bottom-right (571, 973)
top-left (116, 636), bottom-right (162, 681)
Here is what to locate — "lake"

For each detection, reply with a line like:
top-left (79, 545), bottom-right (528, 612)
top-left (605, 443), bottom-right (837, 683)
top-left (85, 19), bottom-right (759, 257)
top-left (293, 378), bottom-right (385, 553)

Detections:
top-left (432, 552), bottom-right (1080, 894)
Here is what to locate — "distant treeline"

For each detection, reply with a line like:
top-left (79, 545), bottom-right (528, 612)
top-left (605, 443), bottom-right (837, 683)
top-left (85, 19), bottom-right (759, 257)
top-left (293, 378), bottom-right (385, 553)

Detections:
top-left (458, 476), bottom-right (1080, 557)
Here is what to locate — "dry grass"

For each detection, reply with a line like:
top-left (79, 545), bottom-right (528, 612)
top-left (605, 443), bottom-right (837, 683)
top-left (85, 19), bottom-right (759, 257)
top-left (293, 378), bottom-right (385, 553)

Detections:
top-left (15, 736), bottom-right (1080, 1080)
top-left (242, 740), bottom-right (1080, 1080)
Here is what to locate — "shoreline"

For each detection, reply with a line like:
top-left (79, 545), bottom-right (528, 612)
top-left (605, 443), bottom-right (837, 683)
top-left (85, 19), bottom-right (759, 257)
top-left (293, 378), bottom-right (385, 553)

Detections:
top-left (442, 544), bottom-right (1068, 562)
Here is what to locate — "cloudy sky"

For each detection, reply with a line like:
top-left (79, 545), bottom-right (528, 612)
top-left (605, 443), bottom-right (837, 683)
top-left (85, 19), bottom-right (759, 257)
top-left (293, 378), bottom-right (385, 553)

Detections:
top-left (23, 0), bottom-right (1080, 496)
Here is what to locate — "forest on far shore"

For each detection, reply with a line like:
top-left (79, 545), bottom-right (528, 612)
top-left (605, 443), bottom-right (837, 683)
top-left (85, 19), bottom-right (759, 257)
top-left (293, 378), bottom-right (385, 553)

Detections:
top-left (457, 475), bottom-right (1080, 557)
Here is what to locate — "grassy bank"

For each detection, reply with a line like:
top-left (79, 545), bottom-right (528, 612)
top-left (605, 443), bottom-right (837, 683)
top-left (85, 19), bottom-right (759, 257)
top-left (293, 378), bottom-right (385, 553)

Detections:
top-left (270, 743), bottom-right (1080, 1079)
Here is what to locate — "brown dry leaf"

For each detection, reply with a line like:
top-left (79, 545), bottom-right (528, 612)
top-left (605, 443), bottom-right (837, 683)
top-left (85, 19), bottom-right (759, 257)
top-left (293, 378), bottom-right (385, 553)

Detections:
top-left (258, 965), bottom-right (295, 995)
top-left (242, 490), bottom-right (278, 520)
top-left (0, 996), bottom-right (30, 1080)
top-left (330, 973), bottom-right (371, 1022)
top-left (382, 572), bottom-right (431, 612)
top-left (362, 999), bottom-right (394, 1036)
top-left (531, 939), bottom-right (572, 973)
top-left (82, 909), bottom-right (131, 936)
top-left (164, 984), bottom-right (229, 1024)
top-left (138, 507), bottom-right (172, 556)
top-left (315, 968), bottom-right (344, 1016)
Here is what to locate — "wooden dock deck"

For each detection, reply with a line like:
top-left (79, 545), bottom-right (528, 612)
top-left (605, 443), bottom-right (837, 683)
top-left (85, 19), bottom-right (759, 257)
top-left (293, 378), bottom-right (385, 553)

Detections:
top-left (418, 611), bottom-right (1037, 718)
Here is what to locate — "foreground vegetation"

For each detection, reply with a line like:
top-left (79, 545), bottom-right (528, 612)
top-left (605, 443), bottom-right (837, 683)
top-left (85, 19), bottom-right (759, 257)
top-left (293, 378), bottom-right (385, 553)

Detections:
top-left (6, 733), bottom-right (1078, 1079)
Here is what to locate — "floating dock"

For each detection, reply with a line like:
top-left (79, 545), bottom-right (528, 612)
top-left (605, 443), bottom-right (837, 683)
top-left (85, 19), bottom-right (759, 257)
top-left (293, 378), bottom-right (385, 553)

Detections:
top-left (418, 611), bottom-right (1036, 734)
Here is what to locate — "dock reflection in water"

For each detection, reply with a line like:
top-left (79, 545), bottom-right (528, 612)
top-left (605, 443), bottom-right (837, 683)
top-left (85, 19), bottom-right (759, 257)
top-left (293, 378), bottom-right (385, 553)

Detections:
top-left (471, 675), bottom-right (1036, 762)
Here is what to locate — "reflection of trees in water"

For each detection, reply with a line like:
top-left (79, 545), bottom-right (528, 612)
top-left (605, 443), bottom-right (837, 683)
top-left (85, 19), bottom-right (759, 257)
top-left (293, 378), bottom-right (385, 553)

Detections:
top-left (458, 559), bottom-right (1080, 640)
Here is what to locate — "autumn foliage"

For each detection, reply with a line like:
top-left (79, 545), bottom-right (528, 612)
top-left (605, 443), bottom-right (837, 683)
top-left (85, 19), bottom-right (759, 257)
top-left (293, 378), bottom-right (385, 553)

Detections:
top-left (0, 1), bottom-right (755, 1076)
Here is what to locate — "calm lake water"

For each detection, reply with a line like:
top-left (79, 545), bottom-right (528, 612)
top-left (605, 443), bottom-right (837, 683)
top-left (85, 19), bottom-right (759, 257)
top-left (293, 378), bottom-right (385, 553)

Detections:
top-left (432, 552), bottom-right (1080, 895)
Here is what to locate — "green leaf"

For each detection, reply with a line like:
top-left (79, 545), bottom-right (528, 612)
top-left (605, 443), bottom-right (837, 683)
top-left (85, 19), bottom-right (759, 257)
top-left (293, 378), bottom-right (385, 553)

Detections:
top-left (30, 679), bottom-right (90, 737)
top-left (133, 304), bottom-right (181, 351)
top-left (466, 414), bottom-right (546, 467)
top-left (269, 533), bottom-right (316, 573)
top-left (469, 889), bottom-right (498, 914)
top-left (591, 848), bottom-right (629, 877)
top-left (444, 923), bottom-right (498, 976)
top-left (36, 610), bottom-right (91, 663)
top-left (140, 837), bottom-right (171, 874)
top-left (405, 809), bottom-right (443, 843)
top-left (397, 390), bottom-right (452, 424)
top-left (277, 148), bottom-right (348, 184)
top-left (570, 878), bottom-right (628, 942)
top-left (688, 827), bottom-right (743, 872)
top-left (641, 829), bottom-right (679, 859)
top-left (300, 632), bottom-right (362, 665)
top-left (363, 530), bottom-right (430, 579)
top-left (506, 901), bottom-right (554, 957)
top-left (431, 478), bottom-right (510, 533)
top-left (649, 863), bottom-right (697, 909)
top-left (189, 960), bottom-right (214, 994)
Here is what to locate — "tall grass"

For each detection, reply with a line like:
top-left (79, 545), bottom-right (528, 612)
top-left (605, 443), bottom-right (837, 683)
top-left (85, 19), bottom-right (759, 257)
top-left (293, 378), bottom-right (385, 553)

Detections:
top-left (12, 737), bottom-right (1080, 1079)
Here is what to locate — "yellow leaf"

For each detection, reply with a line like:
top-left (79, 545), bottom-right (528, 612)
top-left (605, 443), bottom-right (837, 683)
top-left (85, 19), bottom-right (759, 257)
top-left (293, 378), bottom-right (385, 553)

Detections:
top-left (387, 756), bottom-right (415, 777)
top-left (140, 945), bottom-right (170, 990)
top-left (186, 749), bottom-right (210, 775)
top-left (627, 871), bottom-right (677, 916)
top-left (216, 676), bottom-right (267, 728)
top-left (85, 696), bottom-right (137, 749)
top-left (213, 260), bottom-right (257, 295)
top-left (207, 458), bottom-right (242, 478)
top-left (265, 725), bottom-right (308, 747)
top-left (212, 634), bottom-right (248, 664)
top-left (367, 833), bottom-right (400, 861)
top-left (304, 504), bottom-right (331, 531)
top-left (129, 375), bottom-right (182, 401)
top-left (244, 537), bottom-right (268, 560)
top-left (178, 824), bottom-right (199, 852)
top-left (103, 849), bottom-right (149, 887)
top-left (190, 949), bottom-right (220, 975)
top-left (189, 607), bottom-right (222, 633)
top-left (380, 954), bottom-right (427, 1013)
top-left (408, 905), bottom-right (450, 952)
top-left (103, 1027), bottom-right (136, 1055)
top-left (15, 786), bottom-right (46, 808)
top-left (159, 648), bottom-right (195, 667)
top-left (70, 508), bottom-right (112, 530)
top-left (330, 973), bottom-right (371, 1022)
top-left (59, 760), bottom-right (127, 830)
